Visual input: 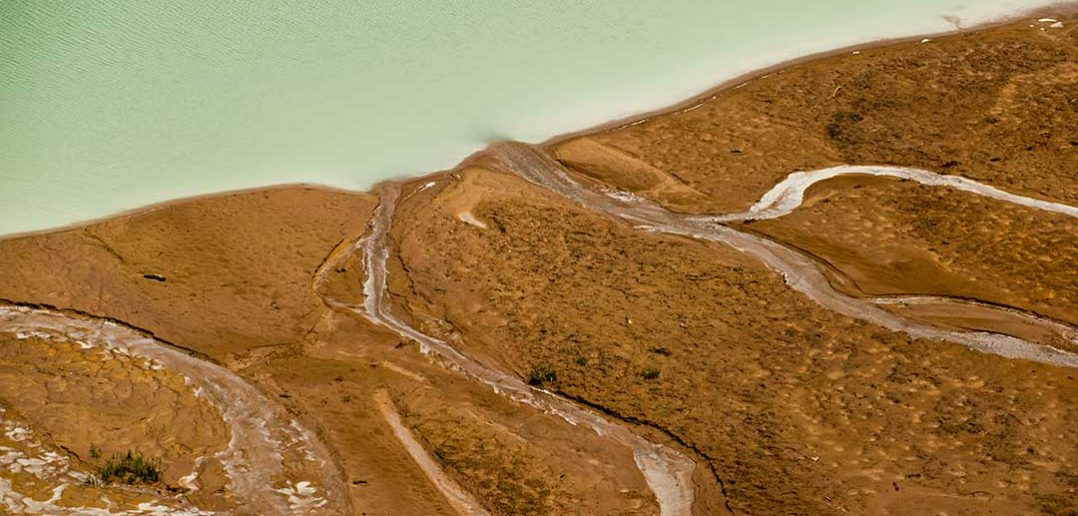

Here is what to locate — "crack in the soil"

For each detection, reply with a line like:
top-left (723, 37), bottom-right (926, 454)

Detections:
top-left (81, 229), bottom-right (129, 267)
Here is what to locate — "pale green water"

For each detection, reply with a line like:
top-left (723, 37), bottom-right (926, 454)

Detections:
top-left (0, 1), bottom-right (1065, 235)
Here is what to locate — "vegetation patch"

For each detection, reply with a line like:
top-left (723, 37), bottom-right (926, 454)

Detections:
top-left (527, 365), bottom-right (557, 386)
top-left (98, 450), bottom-right (161, 485)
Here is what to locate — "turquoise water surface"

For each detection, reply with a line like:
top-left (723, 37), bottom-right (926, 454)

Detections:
top-left (0, 1), bottom-right (1065, 235)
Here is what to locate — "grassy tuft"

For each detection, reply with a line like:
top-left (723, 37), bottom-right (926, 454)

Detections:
top-left (99, 450), bottom-right (161, 485)
top-left (527, 365), bottom-right (557, 386)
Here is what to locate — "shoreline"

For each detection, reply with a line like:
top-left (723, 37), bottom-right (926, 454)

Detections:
top-left (4, 1), bottom-right (1076, 243)
top-left (540, 1), bottom-right (1078, 146)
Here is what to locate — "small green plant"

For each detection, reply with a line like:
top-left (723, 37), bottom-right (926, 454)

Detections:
top-left (89, 443), bottom-right (101, 459)
top-left (527, 365), bottom-right (557, 386)
top-left (341, 394), bottom-right (354, 403)
top-left (574, 356), bottom-right (588, 366)
top-left (99, 450), bottom-right (161, 485)
top-left (641, 367), bottom-right (661, 380)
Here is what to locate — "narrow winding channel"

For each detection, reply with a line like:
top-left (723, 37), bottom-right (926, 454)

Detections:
top-left (490, 142), bottom-right (1078, 369)
top-left (2, 144), bottom-right (1072, 515)
top-left (318, 142), bottom-right (1078, 516)
top-left (690, 164), bottom-right (1078, 223)
top-left (317, 186), bottom-right (699, 516)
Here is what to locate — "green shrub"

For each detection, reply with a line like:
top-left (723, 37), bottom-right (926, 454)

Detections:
top-left (99, 450), bottom-right (161, 485)
top-left (641, 367), bottom-right (661, 380)
top-left (527, 365), bottom-right (557, 386)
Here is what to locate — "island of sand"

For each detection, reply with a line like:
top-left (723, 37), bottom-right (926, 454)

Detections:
top-left (0, 13), bottom-right (1076, 516)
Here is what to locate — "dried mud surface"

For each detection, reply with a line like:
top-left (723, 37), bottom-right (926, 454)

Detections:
top-left (0, 12), bottom-right (1076, 516)
top-left (0, 334), bottom-right (233, 512)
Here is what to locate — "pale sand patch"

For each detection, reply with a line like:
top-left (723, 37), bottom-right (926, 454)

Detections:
top-left (456, 211), bottom-right (488, 229)
top-left (379, 361), bottom-right (429, 383)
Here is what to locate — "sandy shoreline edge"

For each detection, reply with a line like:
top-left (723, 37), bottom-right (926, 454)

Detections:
top-left (4, 1), bottom-right (1076, 243)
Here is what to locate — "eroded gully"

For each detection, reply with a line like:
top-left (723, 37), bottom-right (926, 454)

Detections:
top-left (317, 142), bottom-right (1078, 516)
top-left (490, 142), bottom-right (1078, 368)
top-left (317, 185), bottom-right (699, 516)
top-left (0, 305), bottom-right (350, 515)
